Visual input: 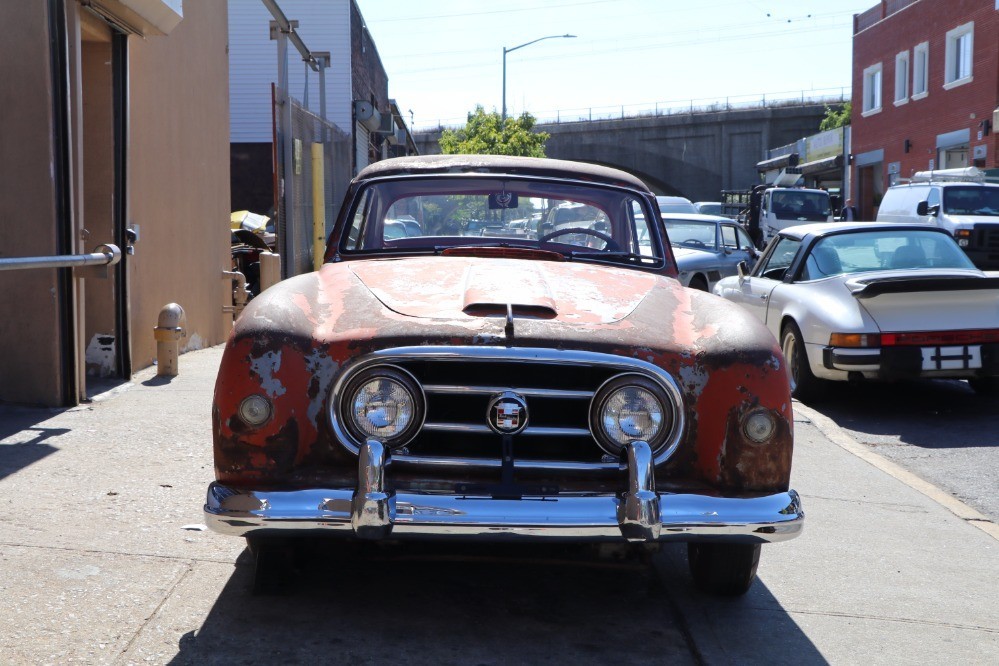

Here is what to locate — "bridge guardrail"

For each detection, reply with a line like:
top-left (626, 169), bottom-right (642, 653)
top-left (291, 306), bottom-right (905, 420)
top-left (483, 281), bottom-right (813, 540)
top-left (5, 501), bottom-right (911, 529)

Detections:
top-left (415, 87), bottom-right (849, 131)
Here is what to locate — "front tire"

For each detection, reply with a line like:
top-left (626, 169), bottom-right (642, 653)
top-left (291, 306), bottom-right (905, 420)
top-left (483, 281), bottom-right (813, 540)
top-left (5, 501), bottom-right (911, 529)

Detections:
top-left (781, 321), bottom-right (823, 401)
top-left (687, 542), bottom-right (761, 596)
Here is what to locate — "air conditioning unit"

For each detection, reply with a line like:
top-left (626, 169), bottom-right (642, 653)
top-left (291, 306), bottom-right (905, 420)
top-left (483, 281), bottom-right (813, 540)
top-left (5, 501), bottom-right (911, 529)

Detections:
top-left (354, 101), bottom-right (381, 131)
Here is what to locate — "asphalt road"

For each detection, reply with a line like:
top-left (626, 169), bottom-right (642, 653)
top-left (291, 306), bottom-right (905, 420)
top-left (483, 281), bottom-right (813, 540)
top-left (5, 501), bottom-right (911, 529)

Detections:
top-left (794, 377), bottom-right (999, 523)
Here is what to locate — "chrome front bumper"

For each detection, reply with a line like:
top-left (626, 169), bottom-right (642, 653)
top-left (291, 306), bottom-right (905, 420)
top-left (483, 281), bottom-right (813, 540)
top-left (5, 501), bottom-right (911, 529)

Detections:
top-left (204, 441), bottom-right (804, 544)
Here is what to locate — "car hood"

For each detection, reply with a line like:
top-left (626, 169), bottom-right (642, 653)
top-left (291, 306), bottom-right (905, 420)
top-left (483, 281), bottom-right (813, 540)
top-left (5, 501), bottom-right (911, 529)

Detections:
top-left (348, 256), bottom-right (652, 325)
top-left (670, 247), bottom-right (714, 259)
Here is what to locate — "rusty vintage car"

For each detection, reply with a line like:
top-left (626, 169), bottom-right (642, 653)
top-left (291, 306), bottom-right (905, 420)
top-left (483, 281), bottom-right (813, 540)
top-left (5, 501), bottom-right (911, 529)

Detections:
top-left (204, 155), bottom-right (804, 595)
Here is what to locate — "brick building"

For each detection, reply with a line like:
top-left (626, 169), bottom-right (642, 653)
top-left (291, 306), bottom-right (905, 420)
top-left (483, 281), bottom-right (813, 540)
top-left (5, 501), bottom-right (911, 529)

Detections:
top-left (850, 0), bottom-right (999, 219)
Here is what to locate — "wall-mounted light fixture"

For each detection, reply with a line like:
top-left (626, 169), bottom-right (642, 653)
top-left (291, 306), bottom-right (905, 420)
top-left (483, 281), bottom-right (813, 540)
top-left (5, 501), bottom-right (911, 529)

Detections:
top-left (904, 139), bottom-right (912, 153)
top-left (979, 119), bottom-right (992, 137)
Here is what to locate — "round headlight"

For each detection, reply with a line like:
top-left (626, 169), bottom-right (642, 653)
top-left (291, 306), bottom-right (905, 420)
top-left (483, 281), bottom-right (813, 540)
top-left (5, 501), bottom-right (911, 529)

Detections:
top-left (743, 409), bottom-right (777, 443)
top-left (341, 366), bottom-right (424, 448)
top-left (591, 374), bottom-right (675, 456)
top-left (238, 395), bottom-right (272, 427)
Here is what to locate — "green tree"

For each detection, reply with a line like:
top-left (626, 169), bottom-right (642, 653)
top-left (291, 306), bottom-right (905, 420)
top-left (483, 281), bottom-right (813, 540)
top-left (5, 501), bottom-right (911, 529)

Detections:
top-left (819, 102), bottom-right (852, 131)
top-left (439, 106), bottom-right (549, 157)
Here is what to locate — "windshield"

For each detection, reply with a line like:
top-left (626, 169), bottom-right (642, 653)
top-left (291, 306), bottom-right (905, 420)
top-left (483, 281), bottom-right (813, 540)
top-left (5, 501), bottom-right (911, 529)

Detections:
top-left (663, 220), bottom-right (718, 250)
top-left (801, 229), bottom-right (975, 279)
top-left (943, 186), bottom-right (999, 216)
top-left (340, 176), bottom-right (664, 266)
top-left (770, 190), bottom-right (830, 221)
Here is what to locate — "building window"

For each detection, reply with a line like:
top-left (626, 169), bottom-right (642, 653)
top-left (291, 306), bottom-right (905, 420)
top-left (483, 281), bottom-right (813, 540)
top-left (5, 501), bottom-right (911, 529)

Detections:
top-left (894, 51), bottom-right (909, 104)
top-left (912, 42), bottom-right (929, 99)
top-left (944, 22), bottom-right (974, 89)
top-left (862, 63), bottom-right (882, 116)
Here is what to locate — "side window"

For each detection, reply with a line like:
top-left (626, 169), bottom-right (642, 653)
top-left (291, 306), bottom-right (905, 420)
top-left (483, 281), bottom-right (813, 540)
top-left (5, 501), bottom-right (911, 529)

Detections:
top-left (721, 225), bottom-right (738, 249)
top-left (757, 237), bottom-right (801, 280)
top-left (345, 189), bottom-right (372, 250)
top-left (735, 226), bottom-right (755, 250)
top-left (926, 187), bottom-right (940, 208)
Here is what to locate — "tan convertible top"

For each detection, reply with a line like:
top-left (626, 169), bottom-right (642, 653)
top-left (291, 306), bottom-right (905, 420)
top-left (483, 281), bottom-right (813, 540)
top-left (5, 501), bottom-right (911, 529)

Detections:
top-left (355, 154), bottom-right (652, 192)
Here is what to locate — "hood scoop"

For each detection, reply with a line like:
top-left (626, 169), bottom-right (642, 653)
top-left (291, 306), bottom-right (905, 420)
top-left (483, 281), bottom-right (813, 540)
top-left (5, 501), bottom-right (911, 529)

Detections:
top-left (461, 265), bottom-right (558, 321)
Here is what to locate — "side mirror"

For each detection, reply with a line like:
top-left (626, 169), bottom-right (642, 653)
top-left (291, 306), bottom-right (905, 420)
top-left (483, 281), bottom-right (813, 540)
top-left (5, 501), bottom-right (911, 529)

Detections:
top-left (737, 261), bottom-right (748, 280)
top-left (917, 201), bottom-right (939, 216)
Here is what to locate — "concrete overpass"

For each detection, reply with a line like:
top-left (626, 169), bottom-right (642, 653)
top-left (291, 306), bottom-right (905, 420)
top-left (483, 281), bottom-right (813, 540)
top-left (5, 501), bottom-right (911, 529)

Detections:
top-left (412, 104), bottom-right (830, 202)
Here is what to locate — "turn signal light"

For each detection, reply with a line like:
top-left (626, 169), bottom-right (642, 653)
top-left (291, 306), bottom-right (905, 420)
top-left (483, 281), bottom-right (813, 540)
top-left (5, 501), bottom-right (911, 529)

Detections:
top-left (829, 333), bottom-right (881, 348)
top-left (954, 229), bottom-right (972, 238)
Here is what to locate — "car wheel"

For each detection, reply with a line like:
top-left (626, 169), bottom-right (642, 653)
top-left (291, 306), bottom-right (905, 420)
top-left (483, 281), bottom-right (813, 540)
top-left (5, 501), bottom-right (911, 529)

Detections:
top-left (688, 275), bottom-right (708, 291)
top-left (781, 321), bottom-right (823, 401)
top-left (687, 542), bottom-right (761, 596)
top-left (969, 377), bottom-right (999, 396)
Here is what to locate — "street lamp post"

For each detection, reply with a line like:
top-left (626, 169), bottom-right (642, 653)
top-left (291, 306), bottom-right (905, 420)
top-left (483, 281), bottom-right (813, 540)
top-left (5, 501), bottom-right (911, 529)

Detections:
top-left (502, 34), bottom-right (576, 123)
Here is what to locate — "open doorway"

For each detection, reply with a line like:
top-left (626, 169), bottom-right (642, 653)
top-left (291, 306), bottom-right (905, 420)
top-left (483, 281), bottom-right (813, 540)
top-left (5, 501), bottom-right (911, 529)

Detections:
top-left (80, 12), bottom-right (129, 397)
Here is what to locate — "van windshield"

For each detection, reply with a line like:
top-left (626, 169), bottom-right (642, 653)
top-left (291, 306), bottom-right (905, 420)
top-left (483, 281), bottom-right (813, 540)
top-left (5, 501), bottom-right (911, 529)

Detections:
top-left (770, 191), bottom-right (830, 221)
top-left (943, 186), bottom-right (999, 216)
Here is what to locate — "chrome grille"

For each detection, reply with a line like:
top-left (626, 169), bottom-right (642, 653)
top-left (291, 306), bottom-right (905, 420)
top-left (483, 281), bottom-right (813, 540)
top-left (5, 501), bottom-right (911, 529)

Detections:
top-left (329, 347), bottom-right (685, 471)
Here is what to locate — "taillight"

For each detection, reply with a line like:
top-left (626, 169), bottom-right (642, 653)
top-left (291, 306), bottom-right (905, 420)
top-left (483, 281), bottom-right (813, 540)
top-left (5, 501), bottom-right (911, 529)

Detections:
top-left (882, 329), bottom-right (999, 346)
top-left (829, 333), bottom-right (881, 347)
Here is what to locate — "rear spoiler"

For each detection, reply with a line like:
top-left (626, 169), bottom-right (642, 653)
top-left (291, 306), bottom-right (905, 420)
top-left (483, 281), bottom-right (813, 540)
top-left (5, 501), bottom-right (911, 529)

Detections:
top-left (850, 276), bottom-right (999, 298)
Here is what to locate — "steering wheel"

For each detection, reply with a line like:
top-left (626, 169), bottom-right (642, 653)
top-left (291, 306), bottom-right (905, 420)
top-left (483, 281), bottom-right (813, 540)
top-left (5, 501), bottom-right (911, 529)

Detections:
top-left (681, 238), bottom-right (707, 248)
top-left (539, 227), bottom-right (620, 251)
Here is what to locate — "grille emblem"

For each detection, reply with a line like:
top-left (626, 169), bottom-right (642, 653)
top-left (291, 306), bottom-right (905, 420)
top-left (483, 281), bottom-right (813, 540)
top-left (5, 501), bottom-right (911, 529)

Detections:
top-left (486, 391), bottom-right (529, 435)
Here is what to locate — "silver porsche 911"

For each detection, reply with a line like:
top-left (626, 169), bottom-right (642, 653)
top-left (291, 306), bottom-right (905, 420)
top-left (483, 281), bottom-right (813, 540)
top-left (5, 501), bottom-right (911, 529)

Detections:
top-left (713, 222), bottom-right (999, 400)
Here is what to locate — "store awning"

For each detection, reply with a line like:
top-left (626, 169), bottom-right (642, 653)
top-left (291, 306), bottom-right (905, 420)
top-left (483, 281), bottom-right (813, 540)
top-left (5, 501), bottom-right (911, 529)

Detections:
top-left (799, 154), bottom-right (843, 175)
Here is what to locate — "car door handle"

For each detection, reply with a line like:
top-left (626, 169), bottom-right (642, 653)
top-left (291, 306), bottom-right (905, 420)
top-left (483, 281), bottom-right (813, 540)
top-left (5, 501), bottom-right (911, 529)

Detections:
top-left (758, 294), bottom-right (768, 301)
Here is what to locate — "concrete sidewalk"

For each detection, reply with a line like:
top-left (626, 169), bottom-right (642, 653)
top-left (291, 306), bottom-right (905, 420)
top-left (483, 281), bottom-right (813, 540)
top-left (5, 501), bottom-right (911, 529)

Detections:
top-left (0, 345), bottom-right (996, 664)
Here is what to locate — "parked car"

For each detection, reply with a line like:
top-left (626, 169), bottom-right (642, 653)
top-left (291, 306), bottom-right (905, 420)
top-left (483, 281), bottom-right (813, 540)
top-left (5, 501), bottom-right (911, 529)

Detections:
top-left (663, 213), bottom-right (759, 291)
top-left (656, 195), bottom-right (697, 214)
top-left (204, 155), bottom-right (803, 596)
top-left (712, 222), bottom-right (999, 400)
top-left (693, 201), bottom-right (723, 216)
top-left (876, 167), bottom-right (999, 269)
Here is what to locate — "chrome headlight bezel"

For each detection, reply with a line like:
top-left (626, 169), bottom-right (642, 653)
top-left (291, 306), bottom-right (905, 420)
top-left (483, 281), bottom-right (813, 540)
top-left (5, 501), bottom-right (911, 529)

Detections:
top-left (337, 364), bottom-right (425, 449)
top-left (589, 372), bottom-right (683, 458)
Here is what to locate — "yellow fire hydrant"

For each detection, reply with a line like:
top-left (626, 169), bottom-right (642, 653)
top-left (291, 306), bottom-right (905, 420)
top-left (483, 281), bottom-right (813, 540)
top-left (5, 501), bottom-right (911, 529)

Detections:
top-left (153, 303), bottom-right (187, 377)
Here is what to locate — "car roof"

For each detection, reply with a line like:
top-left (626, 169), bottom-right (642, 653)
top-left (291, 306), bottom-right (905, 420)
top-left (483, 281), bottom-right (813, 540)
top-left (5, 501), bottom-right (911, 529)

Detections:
top-left (661, 213), bottom-right (732, 223)
top-left (778, 221), bottom-right (955, 240)
top-left (656, 195), bottom-right (692, 202)
top-left (354, 155), bottom-right (652, 192)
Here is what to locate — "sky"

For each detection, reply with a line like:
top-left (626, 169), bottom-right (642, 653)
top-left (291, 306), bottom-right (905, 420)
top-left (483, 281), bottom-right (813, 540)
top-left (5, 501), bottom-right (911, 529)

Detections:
top-left (355, 0), bottom-right (879, 131)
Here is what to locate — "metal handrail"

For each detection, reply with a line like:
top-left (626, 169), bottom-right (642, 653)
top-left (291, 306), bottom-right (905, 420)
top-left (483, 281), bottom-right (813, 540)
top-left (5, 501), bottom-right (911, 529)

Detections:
top-left (0, 244), bottom-right (121, 271)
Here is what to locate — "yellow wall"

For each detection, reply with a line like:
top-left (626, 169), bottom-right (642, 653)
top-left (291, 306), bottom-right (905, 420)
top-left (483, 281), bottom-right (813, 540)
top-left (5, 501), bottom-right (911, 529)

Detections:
top-left (126, 0), bottom-right (232, 369)
top-left (0, 2), bottom-right (66, 405)
top-left (0, 0), bottom-right (231, 406)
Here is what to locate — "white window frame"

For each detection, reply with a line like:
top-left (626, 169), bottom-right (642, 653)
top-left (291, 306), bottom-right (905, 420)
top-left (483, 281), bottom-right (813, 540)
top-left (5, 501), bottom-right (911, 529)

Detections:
top-left (912, 41), bottom-right (929, 100)
top-left (862, 63), bottom-right (883, 116)
top-left (894, 51), bottom-right (909, 105)
top-left (944, 22), bottom-right (974, 89)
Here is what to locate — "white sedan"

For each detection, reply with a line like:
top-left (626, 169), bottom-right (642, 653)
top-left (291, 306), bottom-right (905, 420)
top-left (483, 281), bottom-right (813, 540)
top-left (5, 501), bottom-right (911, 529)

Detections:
top-left (713, 222), bottom-right (999, 399)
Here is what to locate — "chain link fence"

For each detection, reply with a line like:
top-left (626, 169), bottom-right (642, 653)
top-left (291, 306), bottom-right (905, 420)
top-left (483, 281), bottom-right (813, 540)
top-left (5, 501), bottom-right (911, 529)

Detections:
top-left (274, 96), bottom-right (351, 277)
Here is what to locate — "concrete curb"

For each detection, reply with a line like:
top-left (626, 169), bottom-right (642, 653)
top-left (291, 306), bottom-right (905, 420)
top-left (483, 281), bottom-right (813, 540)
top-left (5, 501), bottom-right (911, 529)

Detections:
top-left (794, 401), bottom-right (999, 541)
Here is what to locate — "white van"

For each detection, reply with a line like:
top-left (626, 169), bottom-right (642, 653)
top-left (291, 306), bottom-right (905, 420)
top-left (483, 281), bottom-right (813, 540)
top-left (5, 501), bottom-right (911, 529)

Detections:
top-left (876, 167), bottom-right (999, 269)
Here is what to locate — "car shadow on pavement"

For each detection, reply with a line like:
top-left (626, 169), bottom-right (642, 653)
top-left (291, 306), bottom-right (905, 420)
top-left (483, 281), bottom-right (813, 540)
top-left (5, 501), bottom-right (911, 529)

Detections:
top-left (169, 541), bottom-right (825, 665)
top-left (0, 405), bottom-right (66, 481)
top-left (802, 378), bottom-right (999, 449)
